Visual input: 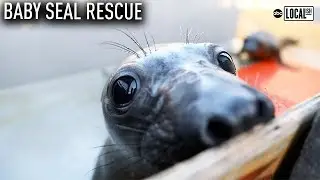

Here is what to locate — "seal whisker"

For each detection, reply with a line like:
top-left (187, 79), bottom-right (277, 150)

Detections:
top-left (179, 26), bottom-right (184, 39)
top-left (109, 158), bottom-right (143, 178)
top-left (186, 28), bottom-right (189, 44)
top-left (117, 134), bottom-right (143, 138)
top-left (193, 33), bottom-right (199, 43)
top-left (197, 32), bottom-right (205, 43)
top-left (254, 72), bottom-right (261, 87)
top-left (115, 124), bottom-right (146, 134)
top-left (98, 148), bottom-right (134, 157)
top-left (98, 144), bottom-right (162, 158)
top-left (100, 42), bottom-right (133, 55)
top-left (144, 32), bottom-right (152, 54)
top-left (100, 41), bottom-right (135, 53)
top-left (150, 34), bottom-right (157, 51)
top-left (93, 144), bottom-right (140, 149)
top-left (126, 30), bottom-right (147, 56)
top-left (100, 41), bottom-right (140, 58)
top-left (100, 46), bottom-right (134, 55)
top-left (193, 31), bottom-right (203, 43)
top-left (125, 29), bottom-right (146, 53)
top-left (186, 28), bottom-right (192, 44)
top-left (89, 156), bottom-right (141, 175)
top-left (115, 28), bottom-right (147, 56)
top-left (129, 114), bottom-right (153, 124)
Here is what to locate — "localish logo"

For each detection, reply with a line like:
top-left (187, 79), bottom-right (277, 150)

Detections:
top-left (284, 6), bottom-right (314, 21)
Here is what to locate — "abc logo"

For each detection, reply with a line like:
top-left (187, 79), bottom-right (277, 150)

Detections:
top-left (273, 9), bottom-right (283, 18)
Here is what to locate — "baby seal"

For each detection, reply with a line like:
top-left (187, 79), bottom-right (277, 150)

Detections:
top-left (93, 41), bottom-right (275, 180)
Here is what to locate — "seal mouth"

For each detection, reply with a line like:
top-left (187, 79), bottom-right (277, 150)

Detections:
top-left (140, 128), bottom-right (208, 171)
top-left (140, 121), bottom-right (178, 169)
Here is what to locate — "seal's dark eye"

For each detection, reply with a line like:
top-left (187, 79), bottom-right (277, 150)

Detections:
top-left (217, 52), bottom-right (236, 75)
top-left (112, 75), bottom-right (138, 107)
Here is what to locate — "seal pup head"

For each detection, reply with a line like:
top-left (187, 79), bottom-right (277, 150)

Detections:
top-left (100, 42), bottom-right (275, 177)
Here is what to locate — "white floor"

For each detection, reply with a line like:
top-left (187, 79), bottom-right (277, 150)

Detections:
top-left (0, 68), bottom-right (114, 180)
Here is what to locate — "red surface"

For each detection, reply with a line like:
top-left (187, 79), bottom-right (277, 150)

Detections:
top-left (238, 59), bottom-right (320, 115)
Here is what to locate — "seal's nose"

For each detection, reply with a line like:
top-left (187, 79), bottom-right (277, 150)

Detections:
top-left (201, 92), bottom-right (275, 146)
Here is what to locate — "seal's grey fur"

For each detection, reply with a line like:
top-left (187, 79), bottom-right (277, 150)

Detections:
top-left (93, 42), bottom-right (275, 180)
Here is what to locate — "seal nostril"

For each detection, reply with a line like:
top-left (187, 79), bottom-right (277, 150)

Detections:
top-left (256, 99), bottom-right (266, 117)
top-left (206, 117), bottom-right (234, 142)
top-left (256, 97), bottom-right (275, 122)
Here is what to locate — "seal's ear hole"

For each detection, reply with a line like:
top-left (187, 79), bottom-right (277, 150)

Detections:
top-left (111, 75), bottom-right (138, 108)
top-left (217, 52), bottom-right (236, 75)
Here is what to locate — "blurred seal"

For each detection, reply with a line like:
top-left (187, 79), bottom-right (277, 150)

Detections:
top-left (235, 31), bottom-right (299, 66)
